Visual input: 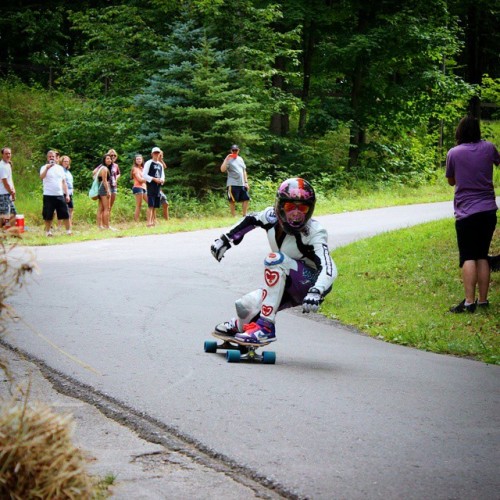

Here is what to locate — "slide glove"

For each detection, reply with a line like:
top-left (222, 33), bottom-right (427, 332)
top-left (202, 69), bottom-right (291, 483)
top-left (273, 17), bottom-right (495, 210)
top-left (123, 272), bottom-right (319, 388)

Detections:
top-left (211, 234), bottom-right (231, 262)
top-left (302, 287), bottom-right (323, 313)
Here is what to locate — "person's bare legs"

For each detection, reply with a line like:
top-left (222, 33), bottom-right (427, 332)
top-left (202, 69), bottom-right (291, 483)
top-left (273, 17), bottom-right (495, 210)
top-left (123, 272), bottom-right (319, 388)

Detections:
top-left (147, 207), bottom-right (155, 227)
top-left (229, 201), bottom-right (236, 216)
top-left (461, 260), bottom-right (477, 304)
top-left (242, 200), bottom-right (249, 216)
top-left (477, 259), bottom-right (491, 303)
top-left (162, 202), bottom-right (169, 220)
top-left (99, 196), bottom-right (110, 228)
top-left (134, 194), bottom-right (144, 222)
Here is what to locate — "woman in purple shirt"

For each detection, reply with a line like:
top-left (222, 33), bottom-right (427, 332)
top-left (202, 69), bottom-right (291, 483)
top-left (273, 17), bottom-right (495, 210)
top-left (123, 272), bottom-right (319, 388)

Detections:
top-left (446, 116), bottom-right (500, 313)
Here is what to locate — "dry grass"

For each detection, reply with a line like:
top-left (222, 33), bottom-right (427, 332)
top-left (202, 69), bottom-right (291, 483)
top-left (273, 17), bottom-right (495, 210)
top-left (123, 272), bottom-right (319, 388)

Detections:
top-left (0, 398), bottom-right (96, 498)
top-left (0, 232), bottom-right (103, 498)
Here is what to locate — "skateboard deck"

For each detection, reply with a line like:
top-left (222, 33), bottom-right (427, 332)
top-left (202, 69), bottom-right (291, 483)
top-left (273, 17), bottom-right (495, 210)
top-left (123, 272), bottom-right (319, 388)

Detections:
top-left (204, 331), bottom-right (276, 364)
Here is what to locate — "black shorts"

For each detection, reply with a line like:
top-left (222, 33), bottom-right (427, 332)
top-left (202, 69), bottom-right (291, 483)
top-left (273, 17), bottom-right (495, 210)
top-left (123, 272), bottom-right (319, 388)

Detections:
top-left (147, 194), bottom-right (161, 209)
top-left (455, 210), bottom-right (497, 267)
top-left (67, 194), bottom-right (74, 209)
top-left (42, 195), bottom-right (70, 221)
top-left (226, 185), bottom-right (250, 203)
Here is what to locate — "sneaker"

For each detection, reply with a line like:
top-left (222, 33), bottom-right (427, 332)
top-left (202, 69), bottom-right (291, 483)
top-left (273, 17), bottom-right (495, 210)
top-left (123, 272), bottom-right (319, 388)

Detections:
top-left (46, 230), bottom-right (53, 237)
top-left (477, 300), bottom-right (489, 309)
top-left (235, 318), bottom-right (276, 344)
top-left (66, 230), bottom-right (72, 235)
top-left (215, 318), bottom-right (241, 336)
top-left (449, 299), bottom-right (476, 313)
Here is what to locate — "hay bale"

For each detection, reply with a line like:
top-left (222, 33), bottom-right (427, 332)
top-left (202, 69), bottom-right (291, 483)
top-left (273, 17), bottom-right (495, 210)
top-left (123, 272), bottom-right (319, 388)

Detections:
top-left (0, 400), bottom-right (96, 499)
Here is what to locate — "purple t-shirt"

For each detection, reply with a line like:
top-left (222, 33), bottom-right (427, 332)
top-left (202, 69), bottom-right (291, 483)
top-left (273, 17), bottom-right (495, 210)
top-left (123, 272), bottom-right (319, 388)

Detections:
top-left (445, 140), bottom-right (499, 220)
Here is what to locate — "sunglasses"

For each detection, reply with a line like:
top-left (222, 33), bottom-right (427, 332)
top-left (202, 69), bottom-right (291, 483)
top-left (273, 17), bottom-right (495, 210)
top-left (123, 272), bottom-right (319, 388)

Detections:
top-left (283, 202), bottom-right (309, 214)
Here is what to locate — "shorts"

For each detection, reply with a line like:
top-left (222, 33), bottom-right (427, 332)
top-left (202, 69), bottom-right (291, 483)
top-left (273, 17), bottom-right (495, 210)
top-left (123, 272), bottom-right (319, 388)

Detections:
top-left (159, 191), bottom-right (168, 205)
top-left (98, 183), bottom-right (108, 197)
top-left (147, 194), bottom-right (161, 209)
top-left (132, 187), bottom-right (146, 195)
top-left (67, 194), bottom-right (74, 209)
top-left (0, 193), bottom-right (16, 217)
top-left (226, 185), bottom-right (250, 203)
top-left (42, 195), bottom-right (69, 221)
top-left (456, 210), bottom-right (497, 267)
top-left (110, 186), bottom-right (118, 194)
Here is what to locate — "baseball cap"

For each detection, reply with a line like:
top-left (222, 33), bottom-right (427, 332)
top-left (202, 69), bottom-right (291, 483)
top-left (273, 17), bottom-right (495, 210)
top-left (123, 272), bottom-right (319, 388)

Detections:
top-left (231, 144), bottom-right (239, 150)
top-left (151, 147), bottom-right (161, 153)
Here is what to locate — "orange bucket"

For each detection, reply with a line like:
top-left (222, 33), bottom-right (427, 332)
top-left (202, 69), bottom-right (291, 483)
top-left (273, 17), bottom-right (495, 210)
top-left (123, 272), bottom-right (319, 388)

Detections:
top-left (15, 214), bottom-right (25, 233)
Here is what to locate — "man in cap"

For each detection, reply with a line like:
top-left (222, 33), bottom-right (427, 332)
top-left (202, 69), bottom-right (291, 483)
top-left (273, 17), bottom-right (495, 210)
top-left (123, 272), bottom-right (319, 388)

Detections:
top-left (220, 144), bottom-right (250, 216)
top-left (143, 147), bottom-right (165, 227)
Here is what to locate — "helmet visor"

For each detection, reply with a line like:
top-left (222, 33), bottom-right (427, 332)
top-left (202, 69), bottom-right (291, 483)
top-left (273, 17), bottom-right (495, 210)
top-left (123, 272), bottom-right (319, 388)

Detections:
top-left (283, 202), bottom-right (310, 214)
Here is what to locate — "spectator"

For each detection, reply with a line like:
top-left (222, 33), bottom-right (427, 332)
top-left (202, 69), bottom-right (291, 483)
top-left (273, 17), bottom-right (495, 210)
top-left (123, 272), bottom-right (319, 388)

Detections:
top-left (131, 154), bottom-right (147, 222)
top-left (107, 149), bottom-right (121, 211)
top-left (59, 155), bottom-right (74, 231)
top-left (143, 147), bottom-right (165, 227)
top-left (220, 144), bottom-right (250, 216)
top-left (446, 116), bottom-right (499, 313)
top-left (94, 154), bottom-right (115, 230)
top-left (0, 147), bottom-right (16, 229)
top-left (40, 150), bottom-right (71, 237)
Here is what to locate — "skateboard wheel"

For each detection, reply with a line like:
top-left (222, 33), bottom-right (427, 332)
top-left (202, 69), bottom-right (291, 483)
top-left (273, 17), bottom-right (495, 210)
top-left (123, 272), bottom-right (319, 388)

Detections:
top-left (204, 340), bottom-right (217, 353)
top-left (262, 351), bottom-right (276, 364)
top-left (226, 350), bottom-right (241, 363)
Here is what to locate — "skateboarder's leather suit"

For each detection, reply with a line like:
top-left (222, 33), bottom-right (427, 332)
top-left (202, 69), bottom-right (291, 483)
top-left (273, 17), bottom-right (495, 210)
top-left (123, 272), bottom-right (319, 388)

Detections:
top-left (211, 183), bottom-right (337, 341)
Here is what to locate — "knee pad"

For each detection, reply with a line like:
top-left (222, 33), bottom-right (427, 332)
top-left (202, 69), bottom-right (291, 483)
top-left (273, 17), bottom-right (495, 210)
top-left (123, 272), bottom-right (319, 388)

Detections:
top-left (235, 289), bottom-right (262, 324)
top-left (264, 252), bottom-right (285, 266)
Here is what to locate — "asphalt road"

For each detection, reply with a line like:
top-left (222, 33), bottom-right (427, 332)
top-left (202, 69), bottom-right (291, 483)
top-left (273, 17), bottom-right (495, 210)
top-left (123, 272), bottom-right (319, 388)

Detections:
top-left (6, 201), bottom-right (500, 499)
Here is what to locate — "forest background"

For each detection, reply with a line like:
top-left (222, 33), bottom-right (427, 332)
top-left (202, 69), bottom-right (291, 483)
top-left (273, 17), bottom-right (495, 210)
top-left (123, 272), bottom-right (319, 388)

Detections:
top-left (0, 0), bottom-right (499, 216)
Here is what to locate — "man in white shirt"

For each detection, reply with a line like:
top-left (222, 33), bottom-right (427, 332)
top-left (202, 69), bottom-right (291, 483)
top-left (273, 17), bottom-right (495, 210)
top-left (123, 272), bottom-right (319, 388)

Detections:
top-left (143, 147), bottom-right (165, 227)
top-left (0, 147), bottom-right (17, 228)
top-left (39, 150), bottom-right (71, 237)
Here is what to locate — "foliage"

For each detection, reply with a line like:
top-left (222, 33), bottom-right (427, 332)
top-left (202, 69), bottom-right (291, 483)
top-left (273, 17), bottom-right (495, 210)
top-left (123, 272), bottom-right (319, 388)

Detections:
top-left (135, 17), bottom-right (267, 192)
top-left (64, 5), bottom-right (160, 97)
top-left (1, 0), bottom-right (499, 191)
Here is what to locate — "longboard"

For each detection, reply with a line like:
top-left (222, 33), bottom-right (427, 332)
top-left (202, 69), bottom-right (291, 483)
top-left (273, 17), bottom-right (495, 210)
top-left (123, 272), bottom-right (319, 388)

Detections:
top-left (204, 331), bottom-right (276, 364)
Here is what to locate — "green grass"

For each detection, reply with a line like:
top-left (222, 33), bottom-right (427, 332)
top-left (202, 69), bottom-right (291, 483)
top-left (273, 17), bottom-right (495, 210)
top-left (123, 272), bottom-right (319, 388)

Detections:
top-left (324, 220), bottom-right (500, 364)
top-left (10, 175), bottom-right (454, 246)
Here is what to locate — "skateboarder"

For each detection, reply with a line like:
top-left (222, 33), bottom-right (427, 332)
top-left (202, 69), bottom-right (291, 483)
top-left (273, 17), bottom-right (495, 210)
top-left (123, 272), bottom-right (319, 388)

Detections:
top-left (211, 178), bottom-right (337, 345)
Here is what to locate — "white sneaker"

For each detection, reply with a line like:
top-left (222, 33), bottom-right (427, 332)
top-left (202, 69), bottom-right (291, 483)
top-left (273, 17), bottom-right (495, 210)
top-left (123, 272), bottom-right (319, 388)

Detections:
top-left (215, 318), bottom-right (241, 336)
top-left (46, 230), bottom-right (53, 237)
top-left (66, 230), bottom-right (72, 235)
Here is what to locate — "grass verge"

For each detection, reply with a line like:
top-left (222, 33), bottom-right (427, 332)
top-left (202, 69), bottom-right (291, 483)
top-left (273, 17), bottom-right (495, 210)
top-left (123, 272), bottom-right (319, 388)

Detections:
top-left (324, 220), bottom-right (500, 364)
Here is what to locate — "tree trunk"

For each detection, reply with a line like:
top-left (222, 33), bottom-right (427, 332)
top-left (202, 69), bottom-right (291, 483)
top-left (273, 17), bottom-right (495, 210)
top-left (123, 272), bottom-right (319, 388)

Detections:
top-left (270, 56), bottom-right (289, 136)
top-left (348, 61), bottom-right (364, 170)
top-left (298, 20), bottom-right (315, 133)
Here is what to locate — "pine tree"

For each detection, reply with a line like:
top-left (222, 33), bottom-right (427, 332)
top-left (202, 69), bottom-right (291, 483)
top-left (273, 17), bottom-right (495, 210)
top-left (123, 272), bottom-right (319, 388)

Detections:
top-left (136, 18), bottom-right (265, 193)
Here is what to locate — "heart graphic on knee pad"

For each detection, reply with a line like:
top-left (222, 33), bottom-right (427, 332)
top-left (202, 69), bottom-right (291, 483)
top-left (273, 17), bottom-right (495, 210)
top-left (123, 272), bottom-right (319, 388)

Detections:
top-left (261, 305), bottom-right (273, 316)
top-left (261, 289), bottom-right (268, 301)
top-left (265, 269), bottom-right (280, 287)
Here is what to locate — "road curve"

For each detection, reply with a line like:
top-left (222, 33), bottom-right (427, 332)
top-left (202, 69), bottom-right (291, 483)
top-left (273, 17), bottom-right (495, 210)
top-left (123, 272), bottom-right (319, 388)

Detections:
top-left (6, 201), bottom-right (499, 499)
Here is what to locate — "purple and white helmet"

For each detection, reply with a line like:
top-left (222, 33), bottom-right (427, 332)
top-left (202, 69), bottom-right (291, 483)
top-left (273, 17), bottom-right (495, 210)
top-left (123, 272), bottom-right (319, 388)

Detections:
top-left (275, 178), bottom-right (316, 234)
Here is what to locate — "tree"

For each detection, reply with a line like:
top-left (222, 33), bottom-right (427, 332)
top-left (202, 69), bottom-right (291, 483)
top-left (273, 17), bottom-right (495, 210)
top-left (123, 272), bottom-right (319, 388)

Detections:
top-left (63, 5), bottom-right (160, 97)
top-left (136, 18), bottom-right (266, 192)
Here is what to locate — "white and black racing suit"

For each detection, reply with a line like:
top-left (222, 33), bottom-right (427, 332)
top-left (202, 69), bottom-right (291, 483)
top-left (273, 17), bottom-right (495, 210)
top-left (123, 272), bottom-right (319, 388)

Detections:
top-left (222, 206), bottom-right (337, 325)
